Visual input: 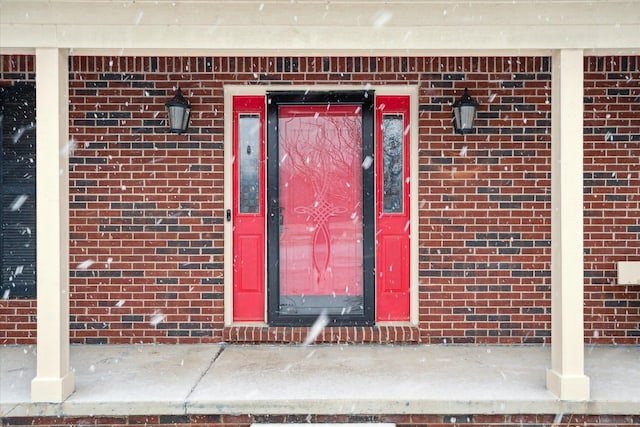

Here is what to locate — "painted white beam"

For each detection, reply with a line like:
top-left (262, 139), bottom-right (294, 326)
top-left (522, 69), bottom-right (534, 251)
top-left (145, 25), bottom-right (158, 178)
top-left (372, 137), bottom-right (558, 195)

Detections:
top-left (546, 49), bottom-right (589, 401)
top-left (1, 1), bottom-right (639, 55)
top-left (31, 47), bottom-right (75, 403)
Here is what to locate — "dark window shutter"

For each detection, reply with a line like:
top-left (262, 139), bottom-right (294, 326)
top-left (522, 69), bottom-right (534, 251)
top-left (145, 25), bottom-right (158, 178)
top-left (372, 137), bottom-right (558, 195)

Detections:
top-left (1, 83), bottom-right (37, 299)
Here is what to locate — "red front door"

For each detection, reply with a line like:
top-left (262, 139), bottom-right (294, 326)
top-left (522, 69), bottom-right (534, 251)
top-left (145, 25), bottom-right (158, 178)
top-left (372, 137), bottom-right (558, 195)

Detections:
top-left (266, 91), bottom-right (375, 325)
top-left (231, 91), bottom-right (411, 326)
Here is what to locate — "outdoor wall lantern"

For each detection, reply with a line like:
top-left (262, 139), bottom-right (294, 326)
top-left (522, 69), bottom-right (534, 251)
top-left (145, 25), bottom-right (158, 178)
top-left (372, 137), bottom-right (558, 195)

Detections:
top-left (452, 88), bottom-right (479, 134)
top-left (165, 87), bottom-right (192, 134)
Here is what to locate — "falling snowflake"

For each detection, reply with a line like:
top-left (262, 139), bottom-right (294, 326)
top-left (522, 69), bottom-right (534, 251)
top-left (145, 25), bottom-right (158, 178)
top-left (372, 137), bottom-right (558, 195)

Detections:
top-left (372, 10), bottom-right (392, 27)
top-left (302, 309), bottom-right (329, 345)
top-left (77, 259), bottom-right (94, 270)
top-left (9, 195), bottom-right (28, 211)
top-left (362, 155), bottom-right (373, 170)
top-left (11, 123), bottom-right (35, 144)
top-left (150, 311), bottom-right (165, 326)
top-left (60, 139), bottom-right (77, 157)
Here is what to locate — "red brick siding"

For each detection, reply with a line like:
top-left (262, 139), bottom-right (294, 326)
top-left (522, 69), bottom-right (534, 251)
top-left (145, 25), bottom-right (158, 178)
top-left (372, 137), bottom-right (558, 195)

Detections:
top-left (418, 57), bottom-right (554, 344)
top-left (66, 56), bottom-right (224, 344)
top-left (223, 325), bottom-right (420, 344)
top-left (2, 414), bottom-right (639, 427)
top-left (583, 56), bottom-right (640, 344)
top-left (0, 55), bottom-right (638, 345)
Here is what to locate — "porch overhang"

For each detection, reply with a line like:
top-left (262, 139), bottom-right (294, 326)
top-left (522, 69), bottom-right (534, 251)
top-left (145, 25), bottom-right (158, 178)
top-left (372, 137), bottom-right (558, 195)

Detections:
top-left (1, 0), bottom-right (640, 56)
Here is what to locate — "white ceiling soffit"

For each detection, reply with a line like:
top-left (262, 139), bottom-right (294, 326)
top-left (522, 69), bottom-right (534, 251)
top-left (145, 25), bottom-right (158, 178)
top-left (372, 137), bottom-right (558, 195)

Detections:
top-left (1, 0), bottom-right (639, 56)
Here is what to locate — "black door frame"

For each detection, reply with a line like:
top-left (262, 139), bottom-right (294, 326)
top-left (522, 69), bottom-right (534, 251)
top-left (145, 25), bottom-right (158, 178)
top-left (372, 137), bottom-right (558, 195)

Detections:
top-left (266, 90), bottom-right (375, 326)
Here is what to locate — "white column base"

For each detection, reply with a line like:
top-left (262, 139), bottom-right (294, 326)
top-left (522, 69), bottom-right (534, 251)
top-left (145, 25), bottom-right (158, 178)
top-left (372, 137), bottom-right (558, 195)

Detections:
top-left (31, 372), bottom-right (75, 402)
top-left (546, 368), bottom-right (590, 401)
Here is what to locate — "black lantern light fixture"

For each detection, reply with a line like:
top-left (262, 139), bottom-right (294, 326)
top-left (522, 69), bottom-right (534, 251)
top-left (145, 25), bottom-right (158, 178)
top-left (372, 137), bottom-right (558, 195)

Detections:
top-left (452, 88), bottom-right (479, 134)
top-left (165, 87), bottom-right (192, 134)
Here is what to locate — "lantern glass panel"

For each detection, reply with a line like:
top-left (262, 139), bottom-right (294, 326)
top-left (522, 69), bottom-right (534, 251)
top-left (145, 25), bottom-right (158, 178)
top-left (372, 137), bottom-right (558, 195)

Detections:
top-left (168, 105), bottom-right (186, 133)
top-left (459, 104), bottom-right (476, 131)
top-left (180, 107), bottom-right (192, 132)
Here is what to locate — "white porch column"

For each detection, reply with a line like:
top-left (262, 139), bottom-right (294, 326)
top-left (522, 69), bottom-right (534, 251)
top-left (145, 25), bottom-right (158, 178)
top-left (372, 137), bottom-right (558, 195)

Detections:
top-left (31, 48), bottom-right (75, 402)
top-left (546, 49), bottom-right (590, 401)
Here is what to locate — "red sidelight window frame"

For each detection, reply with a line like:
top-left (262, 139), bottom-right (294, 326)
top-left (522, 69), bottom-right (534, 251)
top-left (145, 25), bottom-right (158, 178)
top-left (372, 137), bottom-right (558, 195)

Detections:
top-left (232, 96), bottom-right (266, 322)
top-left (375, 95), bottom-right (411, 321)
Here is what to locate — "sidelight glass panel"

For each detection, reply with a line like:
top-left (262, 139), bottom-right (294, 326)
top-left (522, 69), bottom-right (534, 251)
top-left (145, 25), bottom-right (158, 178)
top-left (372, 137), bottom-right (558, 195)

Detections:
top-left (382, 114), bottom-right (404, 213)
top-left (238, 114), bottom-right (260, 213)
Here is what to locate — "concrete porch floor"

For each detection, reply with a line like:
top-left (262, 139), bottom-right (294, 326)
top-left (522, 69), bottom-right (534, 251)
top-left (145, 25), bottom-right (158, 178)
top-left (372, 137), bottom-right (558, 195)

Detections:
top-left (1, 344), bottom-right (639, 418)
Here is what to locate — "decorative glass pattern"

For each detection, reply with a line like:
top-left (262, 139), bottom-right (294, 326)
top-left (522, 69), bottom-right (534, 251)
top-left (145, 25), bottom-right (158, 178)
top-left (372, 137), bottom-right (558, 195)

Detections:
top-left (278, 105), bottom-right (364, 316)
top-left (238, 114), bottom-right (260, 213)
top-left (382, 114), bottom-right (404, 213)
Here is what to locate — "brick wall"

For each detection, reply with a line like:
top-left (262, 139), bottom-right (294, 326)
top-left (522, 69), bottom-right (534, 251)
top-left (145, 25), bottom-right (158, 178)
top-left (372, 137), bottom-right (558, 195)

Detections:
top-left (0, 54), bottom-right (638, 345)
top-left (583, 56), bottom-right (640, 344)
top-left (66, 56), bottom-right (224, 344)
top-left (418, 57), bottom-right (554, 344)
top-left (2, 413), bottom-right (639, 427)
